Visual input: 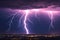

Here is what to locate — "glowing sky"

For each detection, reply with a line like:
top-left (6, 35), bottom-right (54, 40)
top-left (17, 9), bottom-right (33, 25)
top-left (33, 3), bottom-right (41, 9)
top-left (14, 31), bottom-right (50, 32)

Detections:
top-left (0, 5), bottom-right (60, 34)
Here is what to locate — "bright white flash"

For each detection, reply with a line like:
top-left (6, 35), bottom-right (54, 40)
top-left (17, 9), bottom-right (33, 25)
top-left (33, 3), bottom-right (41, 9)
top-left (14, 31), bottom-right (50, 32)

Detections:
top-left (23, 10), bottom-right (30, 34)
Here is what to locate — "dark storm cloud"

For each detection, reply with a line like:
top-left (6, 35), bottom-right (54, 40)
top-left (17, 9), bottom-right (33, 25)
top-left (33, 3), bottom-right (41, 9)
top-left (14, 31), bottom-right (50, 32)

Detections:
top-left (0, 0), bottom-right (60, 9)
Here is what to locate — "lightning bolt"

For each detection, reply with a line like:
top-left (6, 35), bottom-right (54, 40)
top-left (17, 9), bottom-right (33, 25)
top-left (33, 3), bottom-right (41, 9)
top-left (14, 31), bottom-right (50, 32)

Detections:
top-left (48, 11), bottom-right (54, 29)
top-left (23, 9), bottom-right (40, 34)
top-left (7, 13), bottom-right (17, 32)
top-left (23, 10), bottom-right (30, 34)
top-left (45, 11), bottom-right (58, 32)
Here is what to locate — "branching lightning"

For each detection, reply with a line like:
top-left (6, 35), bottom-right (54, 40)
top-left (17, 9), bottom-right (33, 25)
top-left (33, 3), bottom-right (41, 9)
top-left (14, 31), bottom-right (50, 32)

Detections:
top-left (48, 11), bottom-right (54, 30)
top-left (7, 13), bottom-right (17, 32)
top-left (45, 11), bottom-right (58, 31)
top-left (6, 7), bottom-right (60, 34)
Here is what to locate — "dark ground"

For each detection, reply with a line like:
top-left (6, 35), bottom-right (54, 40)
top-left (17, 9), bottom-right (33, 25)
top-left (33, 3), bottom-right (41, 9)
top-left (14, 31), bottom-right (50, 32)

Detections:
top-left (0, 34), bottom-right (60, 40)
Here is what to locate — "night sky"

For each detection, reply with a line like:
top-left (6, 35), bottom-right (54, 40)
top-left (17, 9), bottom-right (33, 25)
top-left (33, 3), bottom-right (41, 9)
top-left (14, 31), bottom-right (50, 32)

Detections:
top-left (0, 0), bottom-right (60, 34)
